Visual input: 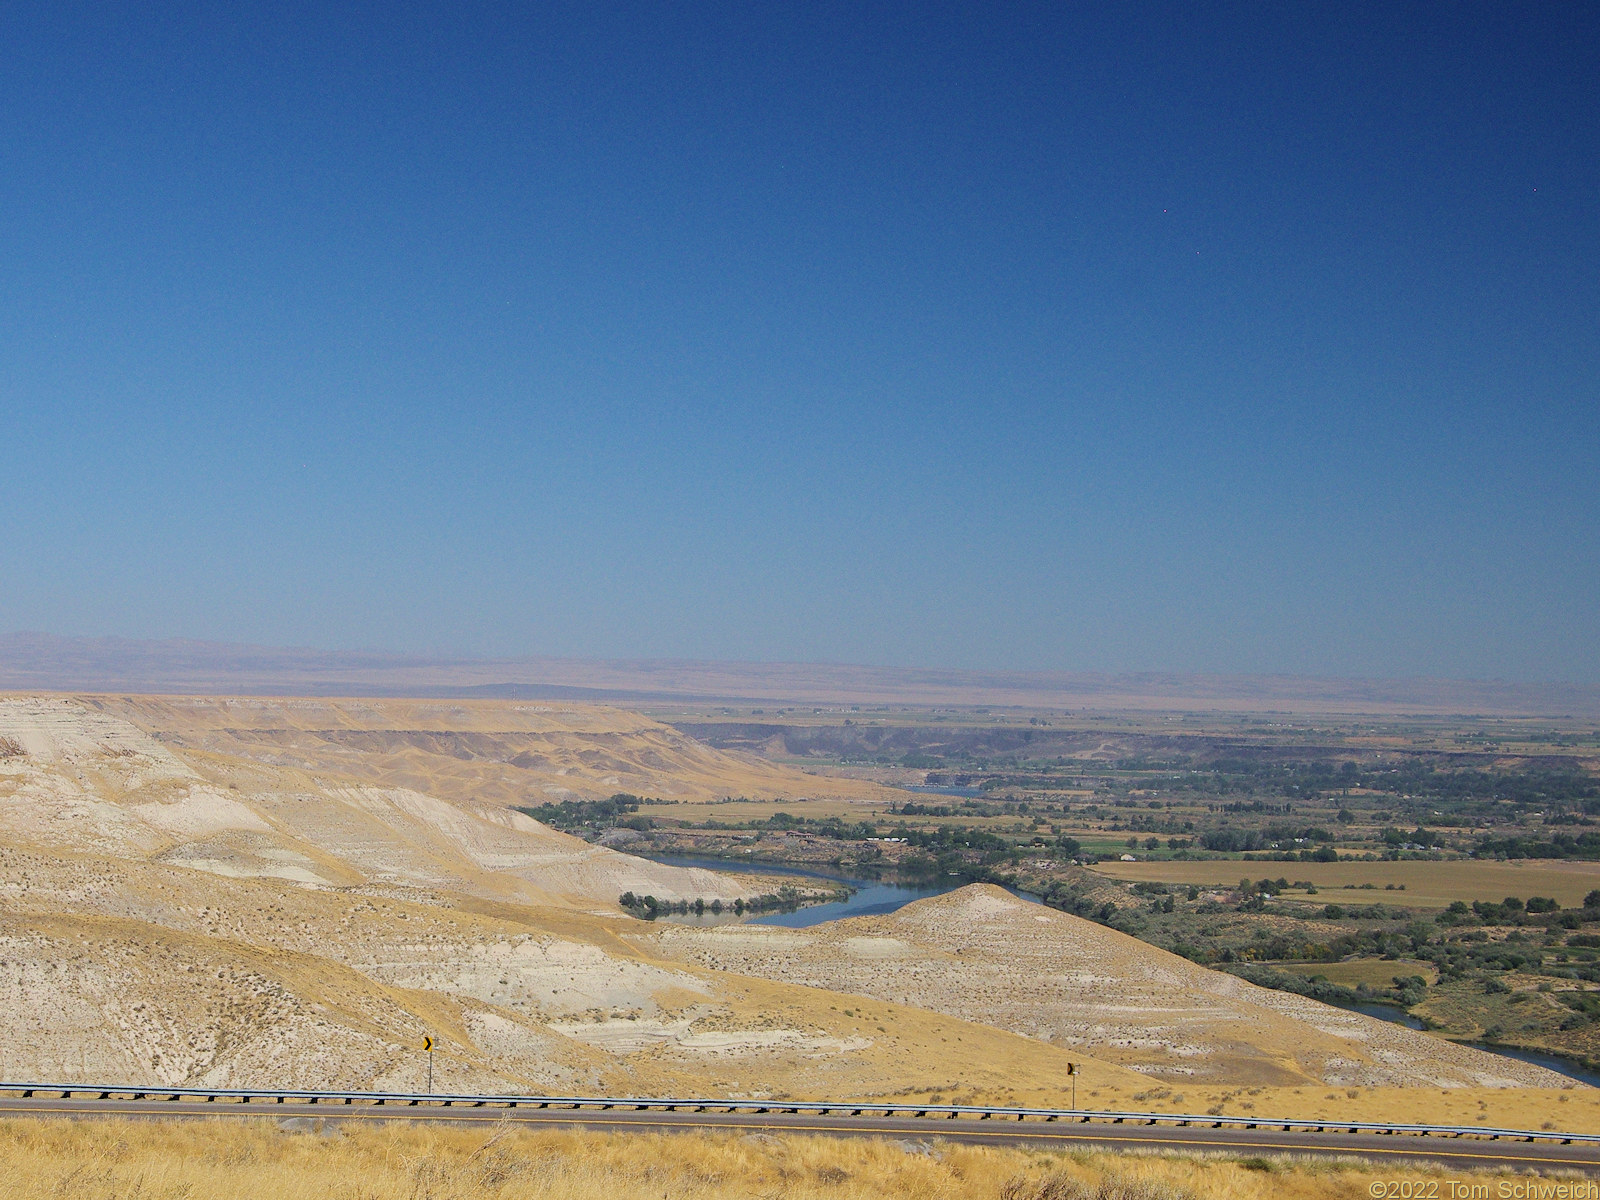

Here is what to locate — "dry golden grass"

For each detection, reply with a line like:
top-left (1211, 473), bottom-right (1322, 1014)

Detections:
top-left (1275, 959), bottom-right (1440, 988)
top-left (1072, 1085), bottom-right (1600, 1134)
top-left (1089, 859), bottom-right (1600, 908)
top-left (0, 1117), bottom-right (1562, 1200)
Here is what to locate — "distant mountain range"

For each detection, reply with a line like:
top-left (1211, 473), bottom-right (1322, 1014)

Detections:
top-left (1, 630), bottom-right (1595, 716)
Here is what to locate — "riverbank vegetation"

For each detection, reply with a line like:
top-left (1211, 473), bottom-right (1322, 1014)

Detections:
top-left (590, 706), bottom-right (1600, 1076)
top-left (617, 883), bottom-right (836, 919)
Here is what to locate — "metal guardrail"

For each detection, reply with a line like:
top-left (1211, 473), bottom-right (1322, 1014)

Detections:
top-left (1, 1083), bottom-right (1596, 1145)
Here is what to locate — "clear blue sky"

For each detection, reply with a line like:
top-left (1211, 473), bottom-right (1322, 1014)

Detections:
top-left (2, 2), bottom-right (1596, 681)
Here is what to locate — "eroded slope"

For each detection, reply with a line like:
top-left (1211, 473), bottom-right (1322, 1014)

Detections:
top-left (653, 885), bottom-right (1564, 1089)
top-left (0, 696), bottom-right (751, 907)
top-left (0, 697), bottom-right (1139, 1099)
top-left (0, 841), bottom-right (1142, 1099)
top-left (84, 694), bottom-right (890, 805)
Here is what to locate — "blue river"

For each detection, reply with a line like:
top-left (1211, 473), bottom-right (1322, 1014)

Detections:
top-left (641, 854), bottom-right (972, 927)
top-left (1340, 1001), bottom-right (1600, 1087)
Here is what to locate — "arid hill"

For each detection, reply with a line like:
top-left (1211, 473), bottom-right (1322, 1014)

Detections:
top-left (0, 696), bottom-right (1139, 1099)
top-left (0, 696), bottom-right (762, 907)
top-left (81, 693), bottom-right (892, 806)
top-left (0, 693), bottom-right (1585, 1127)
top-left (652, 884), bottom-right (1561, 1089)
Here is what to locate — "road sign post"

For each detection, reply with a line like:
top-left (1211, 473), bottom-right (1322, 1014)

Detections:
top-left (424, 1036), bottom-right (434, 1094)
top-left (1066, 1061), bottom-right (1077, 1110)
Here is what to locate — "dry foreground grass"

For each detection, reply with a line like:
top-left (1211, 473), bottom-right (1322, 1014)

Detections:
top-left (0, 1119), bottom-right (1568, 1200)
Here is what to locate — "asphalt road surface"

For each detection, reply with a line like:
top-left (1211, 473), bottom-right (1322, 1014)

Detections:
top-left (1, 1094), bottom-right (1597, 1174)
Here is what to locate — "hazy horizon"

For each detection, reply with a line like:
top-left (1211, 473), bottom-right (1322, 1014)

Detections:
top-left (5, 630), bottom-right (1599, 718)
top-left (3, 4), bottom-right (1596, 682)
top-left (3, 626), bottom-right (1595, 684)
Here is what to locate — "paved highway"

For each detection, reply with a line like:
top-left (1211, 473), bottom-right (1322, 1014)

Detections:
top-left (2, 1093), bottom-right (1598, 1174)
